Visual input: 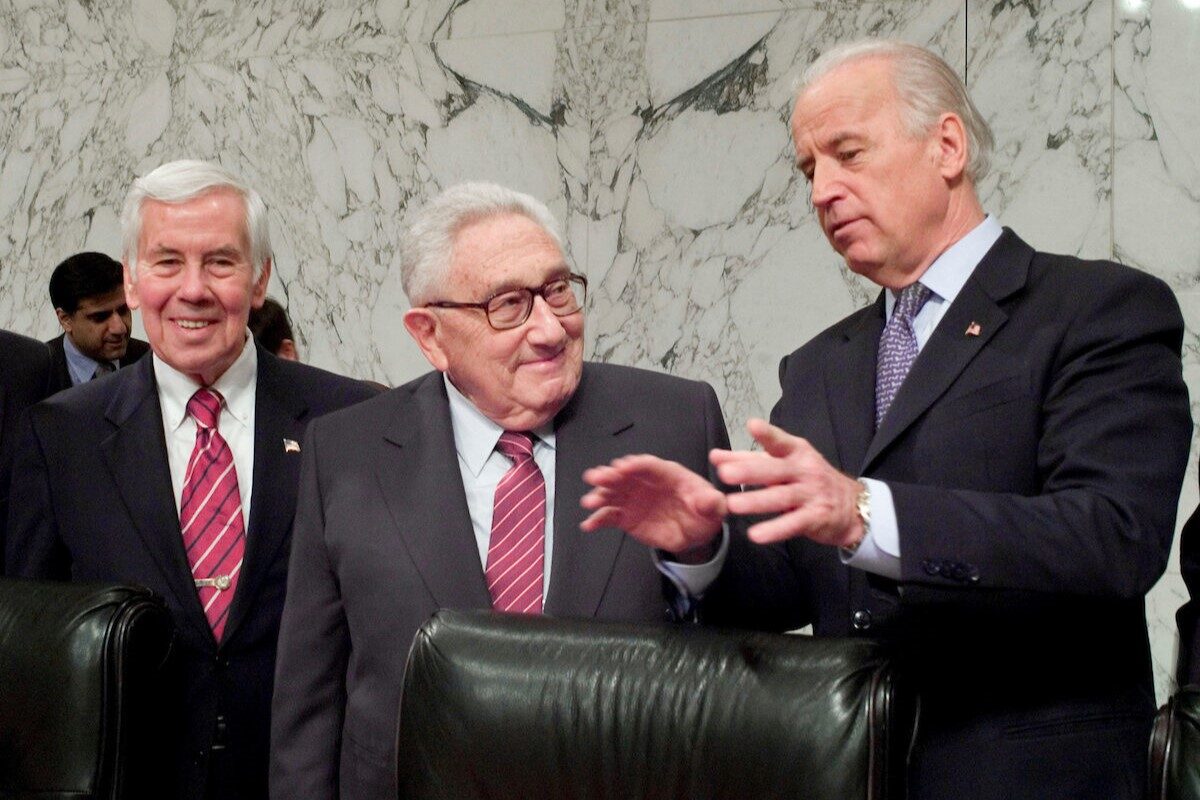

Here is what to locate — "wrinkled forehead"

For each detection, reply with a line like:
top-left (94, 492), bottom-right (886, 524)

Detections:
top-left (449, 213), bottom-right (569, 294)
top-left (792, 57), bottom-right (898, 133)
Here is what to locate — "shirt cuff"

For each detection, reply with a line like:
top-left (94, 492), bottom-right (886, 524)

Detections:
top-left (655, 525), bottom-right (730, 612)
top-left (841, 478), bottom-right (901, 580)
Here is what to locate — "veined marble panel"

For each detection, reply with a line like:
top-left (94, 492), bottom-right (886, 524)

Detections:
top-left (966, 0), bottom-right (1112, 259)
top-left (1112, 0), bottom-right (1200, 698)
top-left (583, 2), bottom-right (965, 438)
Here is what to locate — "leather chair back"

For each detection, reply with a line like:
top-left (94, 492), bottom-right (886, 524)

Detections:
top-left (397, 610), bottom-right (915, 800)
top-left (0, 579), bottom-right (173, 800)
top-left (1149, 685), bottom-right (1200, 800)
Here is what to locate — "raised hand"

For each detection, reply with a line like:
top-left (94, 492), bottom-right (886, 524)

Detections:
top-left (581, 454), bottom-right (726, 557)
top-left (710, 418), bottom-right (863, 548)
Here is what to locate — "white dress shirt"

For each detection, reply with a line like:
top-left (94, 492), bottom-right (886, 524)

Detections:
top-left (157, 336), bottom-right (258, 526)
top-left (444, 375), bottom-right (557, 598)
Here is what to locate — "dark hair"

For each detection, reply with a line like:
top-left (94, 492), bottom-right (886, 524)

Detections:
top-left (248, 297), bottom-right (295, 356)
top-left (48, 252), bottom-right (124, 314)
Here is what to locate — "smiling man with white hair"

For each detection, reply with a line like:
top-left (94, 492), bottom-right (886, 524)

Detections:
top-left (7, 159), bottom-right (377, 800)
top-left (269, 181), bottom-right (731, 800)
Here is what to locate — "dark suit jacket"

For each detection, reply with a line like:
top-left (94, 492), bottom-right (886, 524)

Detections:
top-left (705, 230), bottom-right (1191, 800)
top-left (0, 330), bottom-right (51, 574)
top-left (45, 332), bottom-right (150, 395)
top-left (269, 362), bottom-right (730, 800)
top-left (5, 347), bottom-right (377, 800)
top-left (1177, 498), bottom-right (1200, 686)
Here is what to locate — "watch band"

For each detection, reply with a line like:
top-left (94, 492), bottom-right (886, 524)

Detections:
top-left (845, 480), bottom-right (871, 555)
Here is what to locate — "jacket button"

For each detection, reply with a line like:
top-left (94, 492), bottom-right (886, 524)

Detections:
top-left (852, 609), bottom-right (872, 630)
top-left (922, 559), bottom-right (941, 576)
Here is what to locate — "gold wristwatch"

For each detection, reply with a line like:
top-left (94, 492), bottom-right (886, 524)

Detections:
top-left (845, 480), bottom-right (870, 555)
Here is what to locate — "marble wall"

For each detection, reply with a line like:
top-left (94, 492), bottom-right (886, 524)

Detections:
top-left (1, 0), bottom-right (1198, 698)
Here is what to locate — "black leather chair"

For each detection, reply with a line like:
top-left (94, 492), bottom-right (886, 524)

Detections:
top-left (1149, 684), bottom-right (1200, 800)
top-left (0, 578), bottom-right (173, 800)
top-left (396, 610), bottom-right (916, 800)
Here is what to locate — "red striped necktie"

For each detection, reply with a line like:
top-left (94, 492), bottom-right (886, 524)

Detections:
top-left (180, 387), bottom-right (245, 641)
top-left (485, 431), bottom-right (546, 614)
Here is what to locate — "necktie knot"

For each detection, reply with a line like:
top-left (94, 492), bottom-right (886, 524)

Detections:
top-left (187, 388), bottom-right (224, 431)
top-left (91, 361), bottom-right (115, 380)
top-left (894, 282), bottom-right (931, 324)
top-left (497, 431), bottom-right (535, 463)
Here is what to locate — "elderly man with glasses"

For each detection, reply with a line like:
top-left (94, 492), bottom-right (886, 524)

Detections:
top-left (269, 181), bottom-right (731, 800)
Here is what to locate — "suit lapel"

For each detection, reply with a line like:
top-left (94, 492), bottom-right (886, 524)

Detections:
top-left (824, 299), bottom-right (885, 472)
top-left (376, 375), bottom-right (492, 609)
top-left (223, 349), bottom-right (308, 644)
top-left (100, 358), bottom-right (210, 636)
top-left (545, 366), bottom-right (635, 619)
top-left (861, 229), bottom-right (1031, 472)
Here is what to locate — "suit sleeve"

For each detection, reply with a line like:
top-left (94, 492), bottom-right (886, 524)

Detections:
top-left (5, 406), bottom-right (71, 579)
top-left (892, 271), bottom-right (1190, 602)
top-left (269, 421), bottom-right (350, 800)
top-left (1178, 504), bottom-right (1200, 686)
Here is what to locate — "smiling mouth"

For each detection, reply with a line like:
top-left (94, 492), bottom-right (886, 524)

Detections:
top-left (523, 349), bottom-right (566, 368)
top-left (176, 320), bottom-right (214, 330)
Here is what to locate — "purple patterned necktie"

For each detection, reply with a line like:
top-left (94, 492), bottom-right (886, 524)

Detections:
top-left (485, 431), bottom-right (546, 614)
top-left (875, 282), bottom-right (932, 429)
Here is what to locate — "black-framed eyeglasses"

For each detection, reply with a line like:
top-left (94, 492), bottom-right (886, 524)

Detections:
top-left (425, 273), bottom-right (588, 331)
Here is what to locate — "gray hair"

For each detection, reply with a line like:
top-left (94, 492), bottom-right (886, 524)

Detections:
top-left (400, 182), bottom-right (565, 306)
top-left (120, 159), bottom-right (272, 278)
top-left (798, 40), bottom-right (994, 184)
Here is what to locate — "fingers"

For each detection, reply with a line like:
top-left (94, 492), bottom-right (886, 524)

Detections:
top-left (580, 506), bottom-right (623, 533)
top-left (746, 418), bottom-right (804, 458)
top-left (724, 484), bottom-right (803, 516)
top-left (582, 454), bottom-right (668, 489)
top-left (744, 505), bottom-right (826, 544)
top-left (711, 450), bottom-right (804, 488)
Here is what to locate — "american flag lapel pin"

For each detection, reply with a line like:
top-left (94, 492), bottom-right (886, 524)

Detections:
top-left (284, 438), bottom-right (301, 453)
top-left (965, 321), bottom-right (982, 337)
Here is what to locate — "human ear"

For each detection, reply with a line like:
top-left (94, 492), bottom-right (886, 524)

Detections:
top-left (403, 308), bottom-right (449, 372)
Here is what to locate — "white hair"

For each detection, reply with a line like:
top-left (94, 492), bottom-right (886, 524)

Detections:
top-left (400, 182), bottom-right (564, 306)
top-left (798, 39), bottom-right (994, 184)
top-left (120, 159), bottom-right (272, 277)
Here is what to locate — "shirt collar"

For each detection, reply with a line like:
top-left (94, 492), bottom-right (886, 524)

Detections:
top-left (886, 215), bottom-right (1004, 313)
top-left (155, 334), bottom-right (258, 431)
top-left (63, 332), bottom-right (108, 382)
top-left (443, 374), bottom-right (556, 478)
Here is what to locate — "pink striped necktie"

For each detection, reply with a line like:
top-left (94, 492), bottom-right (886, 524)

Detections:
top-left (485, 431), bottom-right (546, 614)
top-left (180, 387), bottom-right (245, 642)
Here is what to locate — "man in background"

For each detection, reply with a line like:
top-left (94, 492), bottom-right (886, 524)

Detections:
top-left (270, 182), bottom-right (729, 800)
top-left (46, 251), bottom-right (149, 392)
top-left (7, 159), bottom-right (376, 800)
top-left (248, 297), bottom-right (298, 361)
top-left (582, 40), bottom-right (1190, 799)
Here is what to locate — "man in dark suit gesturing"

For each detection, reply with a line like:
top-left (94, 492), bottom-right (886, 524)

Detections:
top-left (581, 40), bottom-right (1191, 799)
top-left (6, 160), bottom-right (376, 800)
top-left (269, 182), bottom-right (729, 800)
